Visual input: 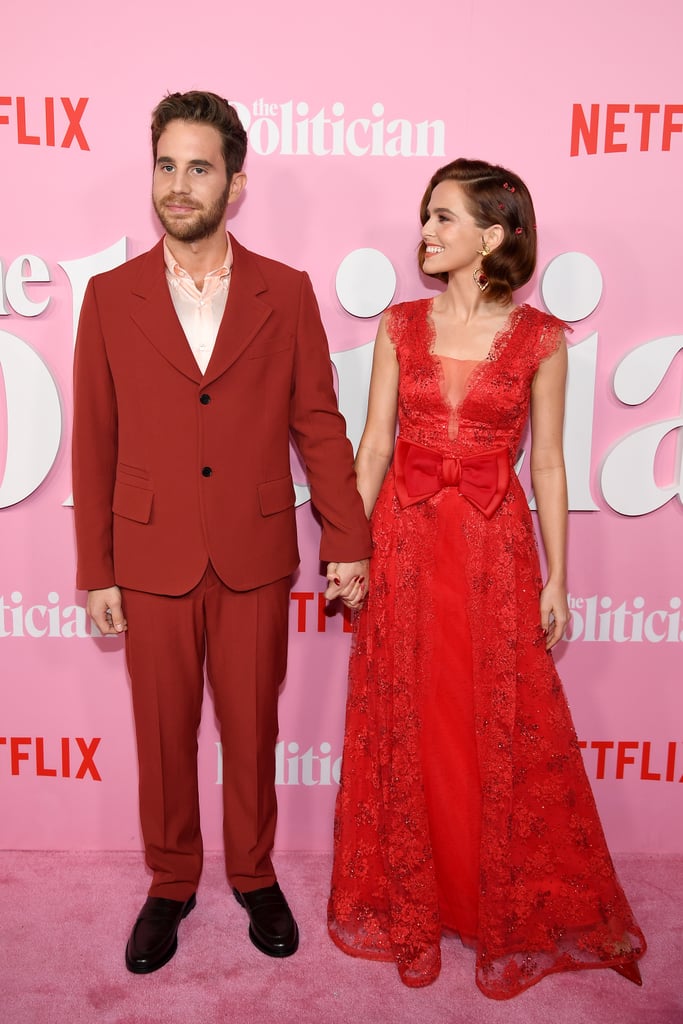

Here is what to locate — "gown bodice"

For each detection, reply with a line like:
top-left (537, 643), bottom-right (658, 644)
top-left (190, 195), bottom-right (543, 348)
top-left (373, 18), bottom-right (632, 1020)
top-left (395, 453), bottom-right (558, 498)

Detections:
top-left (388, 299), bottom-right (565, 458)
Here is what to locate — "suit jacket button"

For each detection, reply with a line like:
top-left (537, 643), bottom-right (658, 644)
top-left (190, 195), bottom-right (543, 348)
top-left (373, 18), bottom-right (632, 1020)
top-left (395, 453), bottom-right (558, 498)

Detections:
top-left (200, 393), bottom-right (211, 405)
top-left (201, 466), bottom-right (213, 477)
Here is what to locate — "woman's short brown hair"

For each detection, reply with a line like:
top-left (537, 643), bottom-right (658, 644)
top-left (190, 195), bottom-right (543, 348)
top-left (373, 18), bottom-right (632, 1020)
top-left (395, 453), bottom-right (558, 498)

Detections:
top-left (151, 91), bottom-right (247, 180)
top-left (418, 158), bottom-right (537, 304)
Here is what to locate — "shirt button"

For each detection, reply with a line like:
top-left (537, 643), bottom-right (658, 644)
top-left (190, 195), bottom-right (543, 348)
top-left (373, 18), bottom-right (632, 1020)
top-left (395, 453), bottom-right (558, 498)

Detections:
top-left (199, 393), bottom-right (211, 405)
top-left (201, 466), bottom-right (213, 477)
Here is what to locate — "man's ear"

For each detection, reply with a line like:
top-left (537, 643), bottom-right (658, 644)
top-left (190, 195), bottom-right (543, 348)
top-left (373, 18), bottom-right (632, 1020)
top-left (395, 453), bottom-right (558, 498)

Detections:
top-left (227, 172), bottom-right (247, 204)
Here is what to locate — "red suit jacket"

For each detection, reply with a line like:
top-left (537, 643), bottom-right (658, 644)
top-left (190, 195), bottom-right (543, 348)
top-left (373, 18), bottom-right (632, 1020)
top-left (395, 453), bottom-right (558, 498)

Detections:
top-left (72, 235), bottom-right (371, 595)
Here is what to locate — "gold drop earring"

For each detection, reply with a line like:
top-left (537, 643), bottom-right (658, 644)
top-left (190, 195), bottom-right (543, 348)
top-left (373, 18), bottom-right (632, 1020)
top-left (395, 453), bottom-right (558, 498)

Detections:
top-left (473, 240), bottom-right (490, 292)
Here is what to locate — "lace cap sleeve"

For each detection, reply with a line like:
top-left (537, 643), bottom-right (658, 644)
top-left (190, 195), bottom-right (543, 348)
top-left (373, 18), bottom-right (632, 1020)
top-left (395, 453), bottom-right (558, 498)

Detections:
top-left (533, 310), bottom-right (572, 368)
top-left (385, 299), bottom-right (430, 361)
top-left (384, 302), bottom-right (409, 355)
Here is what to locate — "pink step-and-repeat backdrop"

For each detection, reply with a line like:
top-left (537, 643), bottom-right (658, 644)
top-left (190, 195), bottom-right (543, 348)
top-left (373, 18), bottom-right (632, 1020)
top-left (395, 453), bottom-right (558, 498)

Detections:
top-left (2, 0), bottom-right (681, 854)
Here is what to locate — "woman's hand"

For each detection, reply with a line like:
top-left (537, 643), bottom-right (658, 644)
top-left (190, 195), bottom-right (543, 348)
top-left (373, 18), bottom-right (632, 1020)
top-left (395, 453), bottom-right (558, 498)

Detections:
top-left (540, 579), bottom-right (569, 650)
top-left (324, 560), bottom-right (369, 609)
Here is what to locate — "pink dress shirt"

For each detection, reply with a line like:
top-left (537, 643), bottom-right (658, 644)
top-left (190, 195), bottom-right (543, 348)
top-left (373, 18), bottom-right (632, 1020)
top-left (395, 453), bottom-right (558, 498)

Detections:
top-left (163, 234), bottom-right (233, 375)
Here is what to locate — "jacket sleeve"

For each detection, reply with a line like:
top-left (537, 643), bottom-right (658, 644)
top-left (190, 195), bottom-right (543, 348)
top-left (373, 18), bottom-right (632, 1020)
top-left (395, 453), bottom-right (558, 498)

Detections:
top-left (71, 278), bottom-right (118, 590)
top-left (289, 272), bottom-right (372, 563)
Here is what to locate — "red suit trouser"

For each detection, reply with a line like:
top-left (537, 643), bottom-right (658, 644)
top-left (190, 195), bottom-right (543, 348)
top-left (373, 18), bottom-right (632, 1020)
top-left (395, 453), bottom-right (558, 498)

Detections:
top-left (122, 563), bottom-right (290, 901)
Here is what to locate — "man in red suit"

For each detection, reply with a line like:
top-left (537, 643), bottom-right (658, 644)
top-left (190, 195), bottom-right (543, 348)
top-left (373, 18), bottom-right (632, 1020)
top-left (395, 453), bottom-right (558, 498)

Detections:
top-left (72, 91), bottom-right (371, 974)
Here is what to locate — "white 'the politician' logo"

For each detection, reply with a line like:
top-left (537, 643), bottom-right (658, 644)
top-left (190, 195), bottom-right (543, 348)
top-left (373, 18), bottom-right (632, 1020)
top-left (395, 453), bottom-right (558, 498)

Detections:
top-left (230, 99), bottom-right (445, 157)
top-left (215, 740), bottom-right (342, 786)
top-left (567, 594), bottom-right (683, 643)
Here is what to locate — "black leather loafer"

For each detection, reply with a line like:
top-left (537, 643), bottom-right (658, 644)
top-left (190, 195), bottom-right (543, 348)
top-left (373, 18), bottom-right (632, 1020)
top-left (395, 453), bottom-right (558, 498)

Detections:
top-left (125, 893), bottom-right (196, 974)
top-left (233, 882), bottom-right (299, 957)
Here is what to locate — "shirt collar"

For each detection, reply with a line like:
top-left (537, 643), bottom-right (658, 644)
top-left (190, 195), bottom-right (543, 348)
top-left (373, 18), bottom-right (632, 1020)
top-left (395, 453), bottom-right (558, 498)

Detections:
top-left (163, 233), bottom-right (233, 281)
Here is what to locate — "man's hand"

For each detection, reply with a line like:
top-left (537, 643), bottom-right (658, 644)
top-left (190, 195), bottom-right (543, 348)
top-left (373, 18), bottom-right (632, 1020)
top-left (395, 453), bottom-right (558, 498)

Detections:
top-left (324, 560), bottom-right (370, 610)
top-left (87, 586), bottom-right (127, 635)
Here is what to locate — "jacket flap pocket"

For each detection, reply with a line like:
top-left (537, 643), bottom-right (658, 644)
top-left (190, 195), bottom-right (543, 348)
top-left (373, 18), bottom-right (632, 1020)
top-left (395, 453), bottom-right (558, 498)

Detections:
top-left (113, 480), bottom-right (153, 524)
top-left (117, 462), bottom-right (151, 482)
top-left (258, 475), bottom-right (295, 517)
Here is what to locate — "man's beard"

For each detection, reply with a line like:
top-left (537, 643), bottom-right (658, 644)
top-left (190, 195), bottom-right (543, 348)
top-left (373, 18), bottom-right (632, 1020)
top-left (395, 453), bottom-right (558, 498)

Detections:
top-left (154, 184), bottom-right (230, 243)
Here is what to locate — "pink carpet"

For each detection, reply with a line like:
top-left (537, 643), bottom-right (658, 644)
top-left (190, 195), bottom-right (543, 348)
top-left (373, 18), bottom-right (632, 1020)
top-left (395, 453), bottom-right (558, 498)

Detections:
top-left (0, 851), bottom-right (679, 1023)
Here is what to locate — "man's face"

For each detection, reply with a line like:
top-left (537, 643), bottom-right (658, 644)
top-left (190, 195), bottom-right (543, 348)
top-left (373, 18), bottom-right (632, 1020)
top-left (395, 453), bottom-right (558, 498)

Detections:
top-left (152, 120), bottom-right (241, 243)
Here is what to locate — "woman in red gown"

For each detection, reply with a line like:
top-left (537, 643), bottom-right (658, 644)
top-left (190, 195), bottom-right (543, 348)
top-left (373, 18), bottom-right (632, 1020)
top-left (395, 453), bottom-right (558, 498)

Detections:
top-left (327, 159), bottom-right (646, 999)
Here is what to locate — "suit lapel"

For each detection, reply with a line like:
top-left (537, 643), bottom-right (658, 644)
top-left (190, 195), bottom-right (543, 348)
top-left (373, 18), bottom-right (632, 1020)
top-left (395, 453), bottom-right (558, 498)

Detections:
top-left (202, 234), bottom-right (272, 385)
top-left (129, 239), bottom-right (202, 383)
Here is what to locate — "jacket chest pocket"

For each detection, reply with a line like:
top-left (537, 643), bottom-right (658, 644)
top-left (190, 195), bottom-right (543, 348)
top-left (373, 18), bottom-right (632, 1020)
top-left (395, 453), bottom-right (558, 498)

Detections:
top-left (247, 333), bottom-right (295, 360)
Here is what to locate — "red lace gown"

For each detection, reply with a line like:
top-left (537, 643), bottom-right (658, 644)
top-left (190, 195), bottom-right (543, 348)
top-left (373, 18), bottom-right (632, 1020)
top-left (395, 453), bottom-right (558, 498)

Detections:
top-left (327, 300), bottom-right (646, 999)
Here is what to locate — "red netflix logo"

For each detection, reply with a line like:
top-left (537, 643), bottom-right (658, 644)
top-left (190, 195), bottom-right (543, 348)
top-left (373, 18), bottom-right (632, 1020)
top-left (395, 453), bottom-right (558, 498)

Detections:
top-left (0, 737), bottom-right (101, 779)
top-left (579, 740), bottom-right (682, 782)
top-left (0, 96), bottom-right (89, 149)
top-left (290, 591), bottom-right (354, 633)
top-left (570, 103), bottom-right (683, 155)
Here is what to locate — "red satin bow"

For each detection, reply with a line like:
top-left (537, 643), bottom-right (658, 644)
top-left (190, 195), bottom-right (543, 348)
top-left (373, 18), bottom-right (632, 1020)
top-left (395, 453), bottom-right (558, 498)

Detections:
top-left (393, 436), bottom-right (510, 518)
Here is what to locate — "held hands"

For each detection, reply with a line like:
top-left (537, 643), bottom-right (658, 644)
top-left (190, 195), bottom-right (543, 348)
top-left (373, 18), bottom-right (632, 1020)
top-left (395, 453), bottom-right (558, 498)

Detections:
top-left (87, 586), bottom-right (127, 636)
top-left (324, 560), bottom-right (370, 610)
top-left (540, 580), bottom-right (569, 650)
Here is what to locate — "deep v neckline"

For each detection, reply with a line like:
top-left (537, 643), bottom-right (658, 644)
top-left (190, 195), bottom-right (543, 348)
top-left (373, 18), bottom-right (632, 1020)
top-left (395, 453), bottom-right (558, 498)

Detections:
top-left (423, 299), bottom-right (527, 427)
